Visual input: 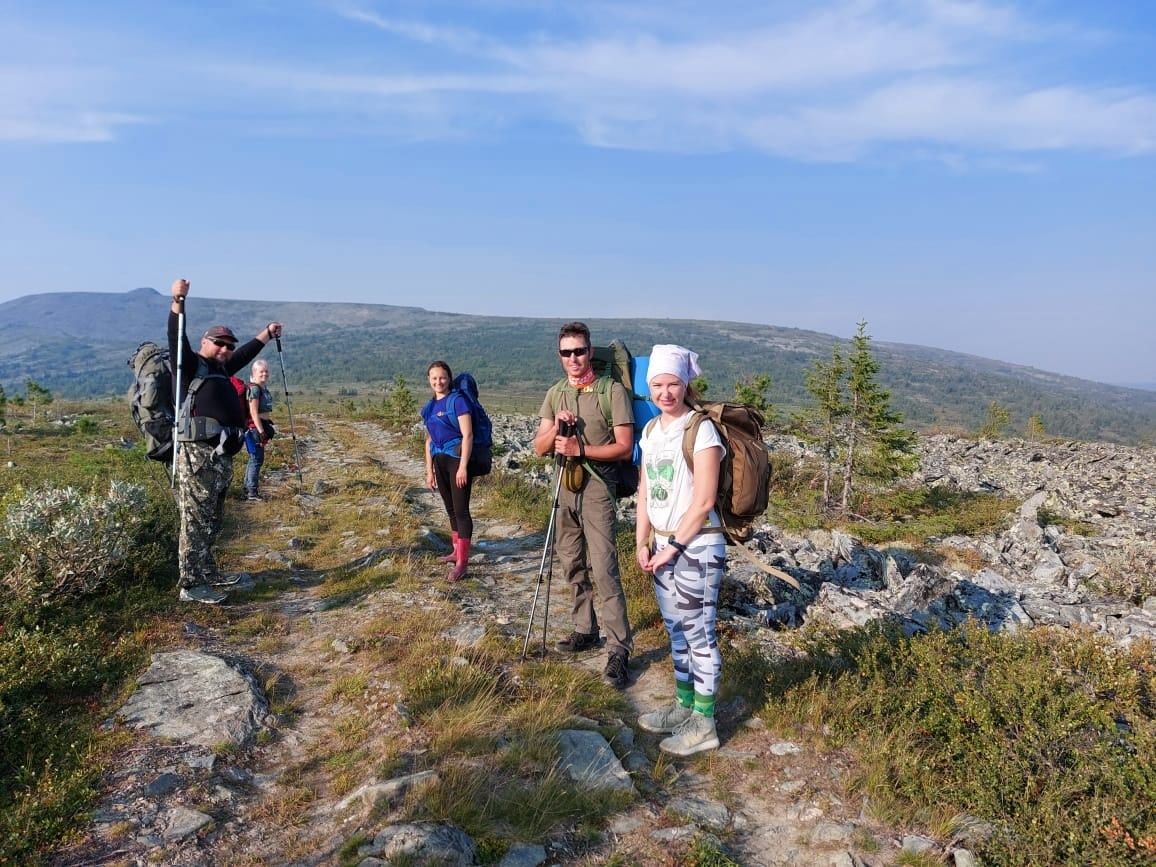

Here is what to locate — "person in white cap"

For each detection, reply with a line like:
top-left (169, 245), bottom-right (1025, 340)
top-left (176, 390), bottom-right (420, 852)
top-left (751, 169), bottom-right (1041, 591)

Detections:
top-left (634, 344), bottom-right (726, 756)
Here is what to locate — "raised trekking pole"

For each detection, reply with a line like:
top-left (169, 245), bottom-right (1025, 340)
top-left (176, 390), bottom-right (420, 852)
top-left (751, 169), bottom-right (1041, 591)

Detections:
top-left (274, 336), bottom-right (304, 483)
top-left (521, 454), bottom-right (566, 660)
top-left (170, 294), bottom-right (185, 488)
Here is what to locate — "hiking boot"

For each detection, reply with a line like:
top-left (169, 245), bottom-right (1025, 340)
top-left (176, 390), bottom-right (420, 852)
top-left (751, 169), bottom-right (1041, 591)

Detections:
top-left (210, 572), bottom-right (251, 587)
top-left (659, 712), bottom-right (719, 757)
top-left (602, 650), bottom-right (630, 689)
top-left (245, 492), bottom-right (264, 501)
top-left (556, 631), bottom-right (600, 653)
top-left (179, 585), bottom-right (229, 605)
top-left (638, 699), bottom-right (693, 734)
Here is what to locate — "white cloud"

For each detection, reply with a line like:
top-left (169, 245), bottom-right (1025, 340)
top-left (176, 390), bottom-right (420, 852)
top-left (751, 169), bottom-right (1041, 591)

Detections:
top-left (0, 64), bottom-right (145, 143)
top-left (3, 1), bottom-right (1155, 159)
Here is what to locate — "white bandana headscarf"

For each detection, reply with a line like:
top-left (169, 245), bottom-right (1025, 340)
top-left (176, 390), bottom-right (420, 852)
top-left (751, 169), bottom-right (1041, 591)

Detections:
top-left (647, 344), bottom-right (701, 386)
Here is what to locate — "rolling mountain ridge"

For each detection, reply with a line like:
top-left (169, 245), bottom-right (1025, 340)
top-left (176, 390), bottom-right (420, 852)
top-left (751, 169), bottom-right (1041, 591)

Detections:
top-left (1, 288), bottom-right (1153, 445)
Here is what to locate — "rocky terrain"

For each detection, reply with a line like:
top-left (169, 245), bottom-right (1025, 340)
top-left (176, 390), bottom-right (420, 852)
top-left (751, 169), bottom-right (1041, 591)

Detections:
top-left (57, 417), bottom-right (1155, 866)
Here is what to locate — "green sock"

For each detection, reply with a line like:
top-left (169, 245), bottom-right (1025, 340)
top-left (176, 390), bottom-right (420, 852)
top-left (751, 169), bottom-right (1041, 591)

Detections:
top-left (676, 680), bottom-right (694, 709)
top-left (693, 692), bottom-right (716, 718)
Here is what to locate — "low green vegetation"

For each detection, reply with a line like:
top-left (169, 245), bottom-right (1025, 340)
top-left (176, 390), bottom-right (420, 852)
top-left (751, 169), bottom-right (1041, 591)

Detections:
top-left (0, 404), bottom-right (178, 863)
top-left (761, 622), bottom-right (1156, 866)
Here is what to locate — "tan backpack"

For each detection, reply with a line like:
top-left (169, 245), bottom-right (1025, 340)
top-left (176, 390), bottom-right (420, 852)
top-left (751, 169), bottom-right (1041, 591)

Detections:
top-left (646, 401), bottom-right (771, 543)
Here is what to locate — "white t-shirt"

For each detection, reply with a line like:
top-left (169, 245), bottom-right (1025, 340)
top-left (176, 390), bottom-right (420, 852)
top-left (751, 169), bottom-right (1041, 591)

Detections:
top-left (640, 411), bottom-right (724, 534)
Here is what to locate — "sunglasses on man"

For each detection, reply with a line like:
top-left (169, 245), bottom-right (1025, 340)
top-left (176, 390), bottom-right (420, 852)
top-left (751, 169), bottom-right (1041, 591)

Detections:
top-left (209, 338), bottom-right (236, 349)
top-left (558, 347), bottom-right (589, 358)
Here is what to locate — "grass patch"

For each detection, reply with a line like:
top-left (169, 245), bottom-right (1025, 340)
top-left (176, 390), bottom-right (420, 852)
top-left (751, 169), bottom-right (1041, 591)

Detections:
top-left (408, 762), bottom-right (632, 843)
top-left (760, 621), bottom-right (1156, 866)
top-left (844, 487), bottom-right (1013, 545)
top-left (480, 468), bottom-right (552, 526)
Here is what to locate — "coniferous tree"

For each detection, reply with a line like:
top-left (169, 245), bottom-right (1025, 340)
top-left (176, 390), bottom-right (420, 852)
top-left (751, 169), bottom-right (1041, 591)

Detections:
top-left (383, 375), bottom-right (417, 427)
top-left (980, 400), bottom-right (1011, 439)
top-left (840, 322), bottom-right (916, 512)
top-left (25, 379), bottom-right (53, 424)
top-left (803, 346), bottom-right (846, 510)
top-left (1026, 413), bottom-right (1046, 443)
top-left (733, 373), bottom-right (773, 419)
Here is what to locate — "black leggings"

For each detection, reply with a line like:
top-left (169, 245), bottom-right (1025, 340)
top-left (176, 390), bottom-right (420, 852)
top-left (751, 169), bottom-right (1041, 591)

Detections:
top-left (432, 452), bottom-right (474, 539)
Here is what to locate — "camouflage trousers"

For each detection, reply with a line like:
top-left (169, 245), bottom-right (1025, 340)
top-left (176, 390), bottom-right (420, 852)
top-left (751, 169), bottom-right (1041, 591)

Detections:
top-left (176, 441), bottom-right (234, 588)
top-left (652, 533), bottom-right (726, 698)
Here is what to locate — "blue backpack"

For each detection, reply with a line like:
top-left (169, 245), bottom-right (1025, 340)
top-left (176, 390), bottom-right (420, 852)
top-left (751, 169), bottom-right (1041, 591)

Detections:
top-left (422, 372), bottom-right (494, 476)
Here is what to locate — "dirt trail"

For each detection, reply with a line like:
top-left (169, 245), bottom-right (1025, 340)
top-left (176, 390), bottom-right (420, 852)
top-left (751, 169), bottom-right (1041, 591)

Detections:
top-left (70, 416), bottom-right (895, 867)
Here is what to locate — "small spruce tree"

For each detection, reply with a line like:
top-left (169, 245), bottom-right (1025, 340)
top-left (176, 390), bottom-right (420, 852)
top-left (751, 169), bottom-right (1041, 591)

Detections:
top-left (840, 321), bottom-right (916, 512)
top-left (1026, 413), bottom-right (1046, 443)
top-left (733, 373), bottom-right (773, 421)
top-left (24, 379), bottom-right (53, 424)
top-left (383, 375), bottom-right (417, 427)
top-left (980, 400), bottom-right (1011, 439)
top-left (803, 345), bottom-right (847, 510)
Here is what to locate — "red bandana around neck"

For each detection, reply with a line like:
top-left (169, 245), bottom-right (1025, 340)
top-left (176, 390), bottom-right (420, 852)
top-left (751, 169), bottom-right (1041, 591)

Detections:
top-left (568, 368), bottom-right (597, 389)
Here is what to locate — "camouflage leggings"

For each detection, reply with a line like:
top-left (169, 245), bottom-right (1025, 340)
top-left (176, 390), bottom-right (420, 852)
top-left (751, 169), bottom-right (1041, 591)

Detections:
top-left (176, 441), bottom-right (234, 587)
top-left (653, 534), bottom-right (726, 698)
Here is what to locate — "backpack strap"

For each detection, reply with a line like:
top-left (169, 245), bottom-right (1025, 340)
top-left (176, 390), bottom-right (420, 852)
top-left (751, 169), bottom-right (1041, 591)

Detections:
top-left (680, 411), bottom-right (705, 471)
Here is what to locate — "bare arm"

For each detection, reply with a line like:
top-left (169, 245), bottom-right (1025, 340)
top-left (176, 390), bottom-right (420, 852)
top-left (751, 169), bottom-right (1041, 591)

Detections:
top-left (455, 411), bottom-right (473, 488)
top-left (533, 417), bottom-right (557, 457)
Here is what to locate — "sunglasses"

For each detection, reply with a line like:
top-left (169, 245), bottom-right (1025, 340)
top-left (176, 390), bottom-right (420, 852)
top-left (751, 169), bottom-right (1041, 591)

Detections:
top-left (209, 338), bottom-right (236, 349)
top-left (558, 347), bottom-right (590, 358)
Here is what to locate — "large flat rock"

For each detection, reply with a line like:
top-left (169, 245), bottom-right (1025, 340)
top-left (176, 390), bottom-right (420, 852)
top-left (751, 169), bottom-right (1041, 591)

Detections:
top-left (119, 650), bottom-right (267, 747)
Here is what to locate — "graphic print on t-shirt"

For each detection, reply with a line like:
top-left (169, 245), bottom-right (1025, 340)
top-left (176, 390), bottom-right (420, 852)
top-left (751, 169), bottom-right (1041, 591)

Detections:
top-left (646, 450), bottom-right (677, 503)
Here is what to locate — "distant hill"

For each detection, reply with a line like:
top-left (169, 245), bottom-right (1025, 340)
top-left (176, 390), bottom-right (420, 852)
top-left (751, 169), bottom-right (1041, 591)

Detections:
top-left (2, 288), bottom-right (1155, 445)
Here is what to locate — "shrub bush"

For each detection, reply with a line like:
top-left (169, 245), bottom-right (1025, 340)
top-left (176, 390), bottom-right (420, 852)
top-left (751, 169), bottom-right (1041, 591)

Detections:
top-left (1, 481), bottom-right (147, 606)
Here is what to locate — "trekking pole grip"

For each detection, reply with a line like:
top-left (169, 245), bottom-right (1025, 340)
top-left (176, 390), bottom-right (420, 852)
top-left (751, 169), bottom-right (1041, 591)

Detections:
top-left (275, 337), bottom-right (283, 352)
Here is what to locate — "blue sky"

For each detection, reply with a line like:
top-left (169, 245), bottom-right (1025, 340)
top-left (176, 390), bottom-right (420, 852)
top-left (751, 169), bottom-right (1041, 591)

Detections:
top-left (2, 0), bottom-right (1154, 384)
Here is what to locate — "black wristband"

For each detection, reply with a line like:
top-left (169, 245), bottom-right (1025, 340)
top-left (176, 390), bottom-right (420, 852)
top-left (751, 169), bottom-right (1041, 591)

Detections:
top-left (669, 539), bottom-right (688, 555)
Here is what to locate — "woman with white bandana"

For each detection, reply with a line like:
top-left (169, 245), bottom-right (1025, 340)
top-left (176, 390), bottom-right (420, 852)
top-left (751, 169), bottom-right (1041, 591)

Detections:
top-left (635, 344), bottom-right (726, 756)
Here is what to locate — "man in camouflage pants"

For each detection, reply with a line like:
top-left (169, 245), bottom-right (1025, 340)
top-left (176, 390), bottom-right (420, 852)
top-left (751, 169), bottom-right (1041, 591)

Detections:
top-left (168, 278), bottom-right (283, 604)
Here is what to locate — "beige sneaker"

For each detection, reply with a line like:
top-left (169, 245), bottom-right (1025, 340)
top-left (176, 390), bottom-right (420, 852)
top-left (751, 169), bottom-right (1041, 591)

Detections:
top-left (659, 712), bottom-right (719, 757)
top-left (638, 700), bottom-right (693, 734)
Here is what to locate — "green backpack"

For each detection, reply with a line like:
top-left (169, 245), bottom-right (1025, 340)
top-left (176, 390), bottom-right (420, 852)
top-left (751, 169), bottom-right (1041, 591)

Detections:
top-left (546, 339), bottom-right (651, 498)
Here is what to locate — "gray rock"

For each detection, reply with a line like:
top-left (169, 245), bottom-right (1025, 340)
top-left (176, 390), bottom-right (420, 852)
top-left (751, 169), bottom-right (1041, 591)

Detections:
top-left (770, 741), bottom-right (802, 756)
top-left (1031, 549), bottom-right (1066, 583)
top-left (160, 806), bottom-right (213, 841)
top-left (335, 771), bottom-right (438, 813)
top-left (444, 623), bottom-right (486, 647)
top-left (650, 824), bottom-right (698, 843)
top-left (556, 729), bottom-right (635, 793)
top-left (811, 821), bottom-right (855, 844)
top-left (666, 794), bottom-right (729, 830)
top-left (362, 822), bottom-right (476, 865)
top-left (498, 842), bottom-right (547, 867)
top-left (953, 849), bottom-right (979, 867)
top-left (902, 834), bottom-right (938, 854)
top-left (118, 651), bottom-right (267, 748)
top-left (143, 772), bottom-right (183, 797)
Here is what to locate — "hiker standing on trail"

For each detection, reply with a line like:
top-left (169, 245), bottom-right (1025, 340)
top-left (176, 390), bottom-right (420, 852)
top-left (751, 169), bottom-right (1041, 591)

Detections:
top-left (422, 360), bottom-right (475, 582)
top-left (635, 344), bottom-right (726, 756)
top-left (534, 322), bottom-right (634, 689)
top-left (243, 359), bottom-right (275, 502)
top-left (168, 278), bottom-right (282, 604)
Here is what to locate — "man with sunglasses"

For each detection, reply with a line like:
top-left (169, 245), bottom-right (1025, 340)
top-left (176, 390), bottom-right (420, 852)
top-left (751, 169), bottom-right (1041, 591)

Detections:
top-left (168, 278), bottom-right (283, 604)
top-left (534, 321), bottom-right (634, 688)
